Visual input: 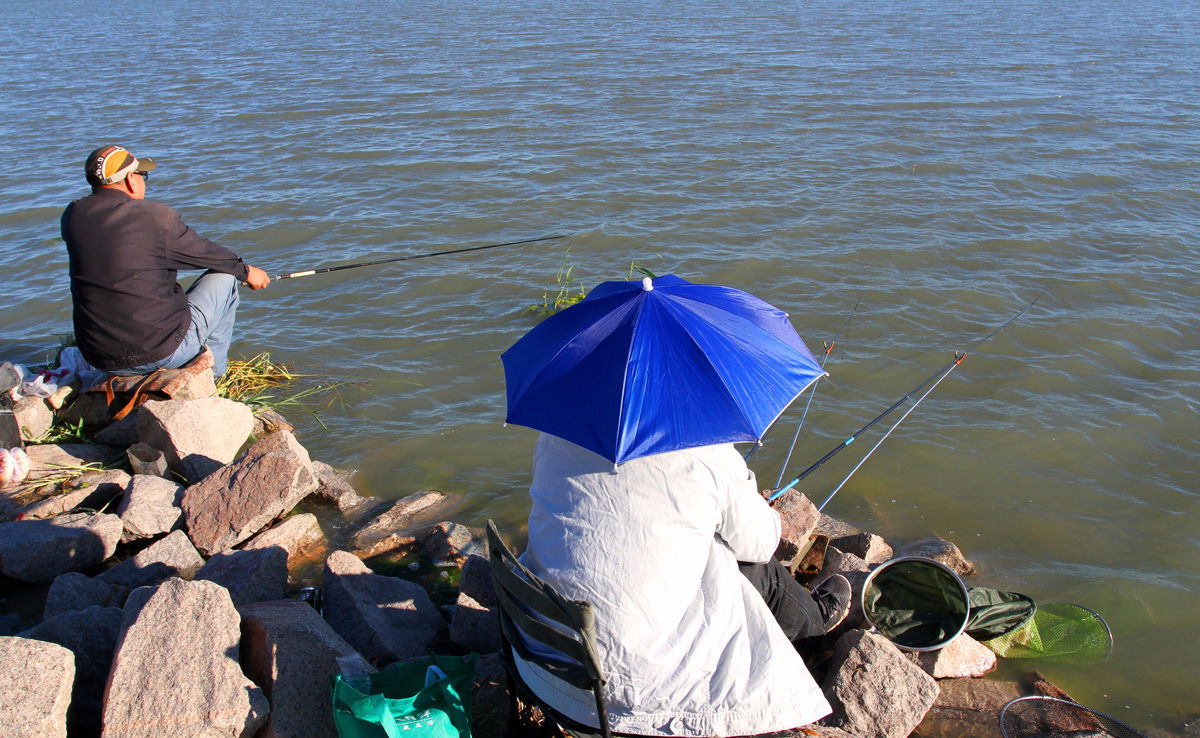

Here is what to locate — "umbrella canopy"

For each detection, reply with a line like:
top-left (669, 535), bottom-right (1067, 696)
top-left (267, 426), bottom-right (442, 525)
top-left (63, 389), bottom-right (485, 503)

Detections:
top-left (501, 274), bottom-right (826, 464)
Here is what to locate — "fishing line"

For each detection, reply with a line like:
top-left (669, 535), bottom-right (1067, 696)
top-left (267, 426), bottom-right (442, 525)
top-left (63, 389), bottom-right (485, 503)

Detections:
top-left (816, 357), bottom-right (959, 511)
top-left (271, 233), bottom-right (570, 281)
top-left (768, 291), bottom-right (1043, 504)
top-left (771, 293), bottom-right (863, 486)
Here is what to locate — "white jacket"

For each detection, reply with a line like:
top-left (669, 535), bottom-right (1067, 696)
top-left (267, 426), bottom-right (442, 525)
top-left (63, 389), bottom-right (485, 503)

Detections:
top-left (518, 434), bottom-right (832, 737)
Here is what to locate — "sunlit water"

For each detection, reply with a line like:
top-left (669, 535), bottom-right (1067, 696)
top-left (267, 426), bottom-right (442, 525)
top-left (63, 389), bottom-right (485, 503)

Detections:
top-left (1, 0), bottom-right (1197, 729)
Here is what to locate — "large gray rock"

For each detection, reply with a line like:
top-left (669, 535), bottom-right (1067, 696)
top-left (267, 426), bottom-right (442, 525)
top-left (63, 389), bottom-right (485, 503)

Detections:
top-left (241, 513), bottom-right (326, 564)
top-left (907, 633), bottom-right (997, 679)
top-left (94, 413), bottom-right (140, 447)
top-left (831, 532), bottom-right (894, 564)
top-left (822, 629), bottom-right (939, 738)
top-left (18, 469), bottom-right (131, 520)
top-left (102, 578), bottom-right (269, 738)
top-left (240, 599), bottom-right (369, 738)
top-left (322, 550), bottom-right (447, 665)
top-left (195, 547), bottom-right (289, 606)
top-left (23, 605), bottom-right (123, 737)
top-left (117, 474), bottom-right (185, 541)
top-left (0, 635), bottom-right (75, 738)
top-left (0, 512), bottom-right (123, 582)
top-left (773, 490), bottom-right (821, 564)
top-left (137, 396), bottom-right (255, 483)
top-left (450, 554), bottom-right (501, 653)
top-left (310, 460), bottom-right (368, 511)
top-left (21, 443), bottom-right (123, 487)
top-left (44, 571), bottom-right (128, 618)
top-left (14, 395), bottom-right (53, 441)
top-left (423, 521), bottom-right (487, 567)
top-left (97, 529), bottom-right (205, 589)
top-left (349, 490), bottom-right (447, 558)
top-left (896, 536), bottom-right (976, 577)
top-left (182, 430), bottom-right (318, 555)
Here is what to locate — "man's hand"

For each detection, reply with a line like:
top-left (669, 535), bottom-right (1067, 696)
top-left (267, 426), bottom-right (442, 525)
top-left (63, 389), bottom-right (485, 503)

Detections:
top-left (244, 265), bottom-right (270, 290)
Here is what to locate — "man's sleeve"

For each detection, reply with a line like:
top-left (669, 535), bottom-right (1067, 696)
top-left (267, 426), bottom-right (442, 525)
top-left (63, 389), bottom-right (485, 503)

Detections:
top-left (154, 203), bottom-right (251, 281)
top-left (713, 448), bottom-right (781, 564)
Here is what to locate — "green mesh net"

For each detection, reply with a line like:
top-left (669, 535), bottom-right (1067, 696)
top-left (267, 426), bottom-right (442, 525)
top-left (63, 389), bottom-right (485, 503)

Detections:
top-left (980, 602), bottom-right (1113, 663)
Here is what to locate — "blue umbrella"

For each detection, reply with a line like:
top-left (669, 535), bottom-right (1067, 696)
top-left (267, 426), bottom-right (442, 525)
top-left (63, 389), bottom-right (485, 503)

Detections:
top-left (501, 274), bottom-right (827, 464)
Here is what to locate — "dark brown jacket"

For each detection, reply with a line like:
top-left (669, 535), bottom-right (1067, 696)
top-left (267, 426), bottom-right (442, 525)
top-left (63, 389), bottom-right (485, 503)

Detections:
top-left (61, 188), bottom-right (250, 371)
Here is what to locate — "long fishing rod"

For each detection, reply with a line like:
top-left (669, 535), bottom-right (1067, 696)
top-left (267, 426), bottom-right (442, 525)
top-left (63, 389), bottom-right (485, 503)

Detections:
top-left (271, 233), bottom-right (570, 281)
top-left (767, 292), bottom-right (1043, 503)
top-left (771, 293), bottom-right (863, 486)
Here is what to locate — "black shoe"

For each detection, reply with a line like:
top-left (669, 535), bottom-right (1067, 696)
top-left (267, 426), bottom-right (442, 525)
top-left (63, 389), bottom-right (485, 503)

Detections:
top-left (811, 574), bottom-right (852, 634)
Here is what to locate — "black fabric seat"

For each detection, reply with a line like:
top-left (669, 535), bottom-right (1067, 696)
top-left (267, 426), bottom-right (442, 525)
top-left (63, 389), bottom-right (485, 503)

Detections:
top-left (487, 520), bottom-right (625, 738)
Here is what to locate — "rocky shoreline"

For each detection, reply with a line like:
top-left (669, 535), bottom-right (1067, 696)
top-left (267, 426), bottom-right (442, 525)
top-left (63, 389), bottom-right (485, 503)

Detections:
top-left (0, 362), bottom-right (1192, 738)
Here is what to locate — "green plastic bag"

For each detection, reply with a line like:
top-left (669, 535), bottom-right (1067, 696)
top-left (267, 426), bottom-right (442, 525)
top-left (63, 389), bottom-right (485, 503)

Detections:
top-left (331, 653), bottom-right (478, 738)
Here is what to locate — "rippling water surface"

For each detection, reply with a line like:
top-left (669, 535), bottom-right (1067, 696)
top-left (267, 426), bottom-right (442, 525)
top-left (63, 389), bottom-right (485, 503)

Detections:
top-left (2, 0), bottom-right (1197, 728)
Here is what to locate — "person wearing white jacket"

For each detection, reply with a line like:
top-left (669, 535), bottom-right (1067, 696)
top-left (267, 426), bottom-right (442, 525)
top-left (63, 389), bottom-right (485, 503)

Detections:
top-left (518, 433), bottom-right (850, 737)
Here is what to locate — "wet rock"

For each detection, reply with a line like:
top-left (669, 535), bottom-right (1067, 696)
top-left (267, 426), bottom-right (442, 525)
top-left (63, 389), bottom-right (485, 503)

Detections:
top-left (349, 490), bottom-right (448, 558)
top-left (14, 395), bottom-right (53, 441)
top-left (773, 490), bottom-right (821, 564)
top-left (913, 677), bottom-right (1022, 738)
top-left (137, 396), bottom-right (254, 484)
top-left (117, 474), bottom-right (184, 541)
top-left (196, 547), bottom-right (289, 606)
top-left (19, 468), bottom-right (131, 520)
top-left (310, 460), bottom-right (368, 511)
top-left (44, 571), bottom-right (129, 618)
top-left (822, 629), bottom-right (939, 738)
top-left (450, 554), bottom-right (500, 653)
top-left (424, 521), bottom-right (487, 567)
top-left (22, 605), bottom-right (123, 737)
top-left (102, 578), bottom-right (269, 738)
top-left (241, 512), bottom-right (326, 564)
top-left (897, 536), bottom-right (976, 577)
top-left (182, 430), bottom-right (318, 555)
top-left (831, 532), bottom-right (894, 564)
top-left (240, 599), bottom-right (367, 738)
top-left (97, 529), bottom-right (204, 589)
top-left (815, 512), bottom-right (861, 540)
top-left (0, 512), bottom-right (123, 582)
top-left (907, 633), bottom-right (997, 679)
top-left (0, 635), bottom-right (74, 738)
top-left (252, 408), bottom-right (295, 435)
top-left (322, 550), bottom-right (447, 665)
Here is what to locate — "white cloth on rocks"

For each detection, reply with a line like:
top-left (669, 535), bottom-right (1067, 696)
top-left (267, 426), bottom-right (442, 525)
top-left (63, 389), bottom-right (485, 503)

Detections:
top-left (518, 433), bottom-right (832, 737)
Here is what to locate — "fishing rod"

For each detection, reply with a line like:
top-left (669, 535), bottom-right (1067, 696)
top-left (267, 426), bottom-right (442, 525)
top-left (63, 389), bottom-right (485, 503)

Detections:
top-left (767, 292), bottom-right (1043, 504)
top-left (771, 294), bottom-right (863, 486)
top-left (271, 233), bottom-right (570, 281)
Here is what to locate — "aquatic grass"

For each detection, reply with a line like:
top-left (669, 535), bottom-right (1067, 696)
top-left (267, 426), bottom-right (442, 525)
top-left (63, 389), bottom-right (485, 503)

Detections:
top-left (218, 352), bottom-right (350, 427)
top-left (531, 248), bottom-right (588, 316)
top-left (530, 253), bottom-right (661, 317)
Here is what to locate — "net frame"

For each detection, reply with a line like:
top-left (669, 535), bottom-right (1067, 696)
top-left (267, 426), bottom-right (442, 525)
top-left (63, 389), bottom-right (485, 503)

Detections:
top-left (1000, 696), bottom-right (1146, 738)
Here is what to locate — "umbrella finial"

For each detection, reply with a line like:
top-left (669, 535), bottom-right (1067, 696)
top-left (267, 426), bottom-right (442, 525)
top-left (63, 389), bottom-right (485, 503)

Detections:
top-left (642, 276), bottom-right (654, 291)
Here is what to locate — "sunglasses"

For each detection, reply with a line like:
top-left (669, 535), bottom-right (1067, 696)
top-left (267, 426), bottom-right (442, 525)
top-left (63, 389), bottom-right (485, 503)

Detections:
top-left (134, 170), bottom-right (150, 182)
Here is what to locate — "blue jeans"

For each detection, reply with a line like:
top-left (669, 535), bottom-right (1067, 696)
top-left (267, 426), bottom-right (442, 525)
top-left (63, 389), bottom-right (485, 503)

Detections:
top-left (115, 271), bottom-right (240, 377)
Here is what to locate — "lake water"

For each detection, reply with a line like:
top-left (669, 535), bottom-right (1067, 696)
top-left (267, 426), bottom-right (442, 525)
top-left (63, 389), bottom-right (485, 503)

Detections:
top-left (1, 0), bottom-right (1197, 729)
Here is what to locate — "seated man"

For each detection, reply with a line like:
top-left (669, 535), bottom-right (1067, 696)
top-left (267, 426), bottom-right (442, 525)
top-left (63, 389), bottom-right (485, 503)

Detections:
top-left (519, 432), bottom-right (851, 737)
top-left (61, 145), bottom-right (270, 377)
